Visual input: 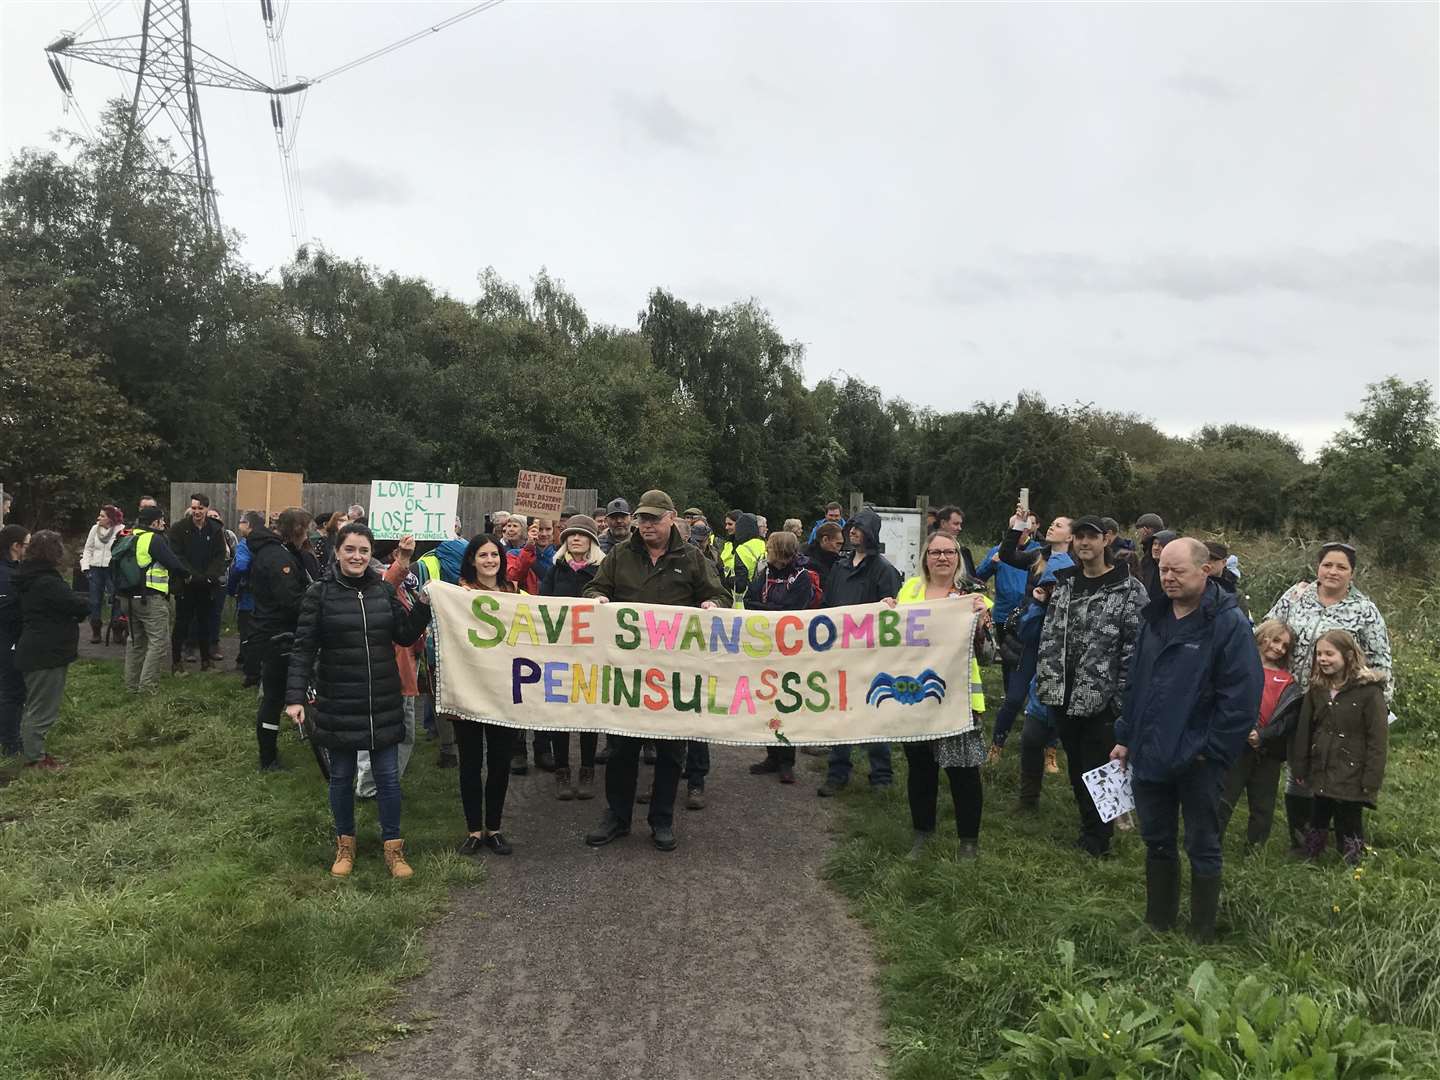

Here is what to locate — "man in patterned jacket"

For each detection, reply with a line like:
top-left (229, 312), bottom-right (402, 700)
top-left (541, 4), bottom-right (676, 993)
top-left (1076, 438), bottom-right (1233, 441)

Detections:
top-left (1035, 515), bottom-right (1148, 857)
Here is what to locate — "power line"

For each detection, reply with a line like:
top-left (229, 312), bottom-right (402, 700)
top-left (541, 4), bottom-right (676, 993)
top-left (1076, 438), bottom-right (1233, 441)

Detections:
top-left (306, 0), bottom-right (506, 85)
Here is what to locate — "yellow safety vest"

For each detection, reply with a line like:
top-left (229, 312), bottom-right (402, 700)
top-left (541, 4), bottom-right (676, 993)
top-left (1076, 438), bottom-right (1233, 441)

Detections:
top-left (416, 553), bottom-right (442, 586)
top-left (897, 577), bottom-right (988, 714)
top-left (135, 530), bottom-right (169, 595)
top-left (731, 538), bottom-right (767, 608)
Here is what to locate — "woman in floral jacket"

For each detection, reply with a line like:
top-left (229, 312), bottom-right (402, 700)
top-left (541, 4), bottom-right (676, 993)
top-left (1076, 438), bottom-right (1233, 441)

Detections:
top-left (1264, 541), bottom-right (1392, 851)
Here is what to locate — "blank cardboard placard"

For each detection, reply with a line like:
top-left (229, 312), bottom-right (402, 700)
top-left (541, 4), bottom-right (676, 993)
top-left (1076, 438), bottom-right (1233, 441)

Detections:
top-left (235, 470), bottom-right (303, 519)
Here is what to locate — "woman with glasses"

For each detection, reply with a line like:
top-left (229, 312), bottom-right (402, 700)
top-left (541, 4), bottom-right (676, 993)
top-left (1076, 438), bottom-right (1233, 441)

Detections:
top-left (885, 531), bottom-right (993, 859)
top-left (1263, 541), bottom-right (1392, 851)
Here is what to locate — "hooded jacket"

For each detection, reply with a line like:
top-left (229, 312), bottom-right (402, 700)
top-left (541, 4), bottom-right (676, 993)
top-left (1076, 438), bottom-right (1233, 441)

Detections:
top-left (743, 554), bottom-right (822, 611)
top-left (1289, 672), bottom-right (1388, 807)
top-left (1035, 559), bottom-right (1147, 718)
top-left (584, 525), bottom-right (731, 609)
top-left (727, 513), bottom-right (768, 603)
top-left (1114, 580), bottom-right (1262, 781)
top-left (14, 562), bottom-right (91, 671)
top-left (249, 527), bottom-right (321, 644)
top-left (284, 568), bottom-right (432, 751)
top-left (820, 509), bottom-right (903, 608)
top-left (975, 537), bottom-right (1043, 623)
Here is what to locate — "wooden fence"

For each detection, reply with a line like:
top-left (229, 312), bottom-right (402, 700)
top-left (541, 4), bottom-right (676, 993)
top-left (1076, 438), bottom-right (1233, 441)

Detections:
top-left (169, 483), bottom-right (599, 532)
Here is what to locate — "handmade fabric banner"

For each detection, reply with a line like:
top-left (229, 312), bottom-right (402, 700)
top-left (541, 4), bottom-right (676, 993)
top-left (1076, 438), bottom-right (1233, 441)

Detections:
top-left (427, 584), bottom-right (979, 745)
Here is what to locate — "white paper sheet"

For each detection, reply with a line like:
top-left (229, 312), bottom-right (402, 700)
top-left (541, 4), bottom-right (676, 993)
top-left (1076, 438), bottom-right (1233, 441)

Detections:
top-left (1081, 759), bottom-right (1135, 823)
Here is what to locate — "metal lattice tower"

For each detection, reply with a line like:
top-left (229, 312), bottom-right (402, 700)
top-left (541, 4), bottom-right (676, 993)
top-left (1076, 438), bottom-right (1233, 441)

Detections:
top-left (48, 0), bottom-right (284, 238)
top-left (46, 0), bottom-right (507, 245)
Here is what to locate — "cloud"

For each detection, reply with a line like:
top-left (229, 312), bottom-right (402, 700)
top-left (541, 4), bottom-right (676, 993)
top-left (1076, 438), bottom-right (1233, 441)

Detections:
top-left (614, 92), bottom-right (709, 149)
top-left (934, 242), bottom-right (1439, 305)
top-left (1165, 72), bottom-right (1242, 102)
top-left (306, 157), bottom-right (413, 206)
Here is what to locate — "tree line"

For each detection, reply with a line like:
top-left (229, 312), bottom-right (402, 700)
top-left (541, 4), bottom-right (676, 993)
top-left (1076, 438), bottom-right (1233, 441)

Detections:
top-left (1, 111), bottom-right (1436, 568)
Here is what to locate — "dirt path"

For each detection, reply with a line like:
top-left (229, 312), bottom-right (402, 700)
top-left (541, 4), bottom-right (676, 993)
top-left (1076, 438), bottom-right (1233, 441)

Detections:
top-left (363, 745), bottom-right (886, 1080)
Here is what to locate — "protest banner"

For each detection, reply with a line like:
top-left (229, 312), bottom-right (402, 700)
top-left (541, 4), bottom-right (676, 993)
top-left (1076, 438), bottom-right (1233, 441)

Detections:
top-left (235, 469), bottom-right (303, 520)
top-left (512, 470), bottom-right (567, 520)
top-left (427, 585), bottom-right (978, 744)
top-left (368, 479), bottom-right (459, 540)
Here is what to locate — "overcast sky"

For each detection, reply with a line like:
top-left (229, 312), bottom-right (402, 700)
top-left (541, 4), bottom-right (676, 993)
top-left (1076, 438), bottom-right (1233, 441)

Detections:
top-left (4, 2), bottom-right (1437, 454)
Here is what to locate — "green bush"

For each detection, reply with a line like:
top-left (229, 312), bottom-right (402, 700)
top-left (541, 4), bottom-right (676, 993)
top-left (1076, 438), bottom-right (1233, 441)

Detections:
top-left (981, 943), bottom-right (1408, 1080)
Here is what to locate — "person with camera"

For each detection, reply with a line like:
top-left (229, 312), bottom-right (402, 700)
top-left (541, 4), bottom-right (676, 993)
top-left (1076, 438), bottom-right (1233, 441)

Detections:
top-left (248, 508), bottom-right (320, 772)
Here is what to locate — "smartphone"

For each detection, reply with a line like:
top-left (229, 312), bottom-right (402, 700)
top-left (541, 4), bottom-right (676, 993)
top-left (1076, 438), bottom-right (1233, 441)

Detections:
top-left (1018, 487), bottom-right (1030, 515)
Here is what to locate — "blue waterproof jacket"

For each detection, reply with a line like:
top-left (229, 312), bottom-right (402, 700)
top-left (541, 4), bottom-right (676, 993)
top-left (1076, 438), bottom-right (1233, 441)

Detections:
top-left (974, 539), bottom-right (1042, 622)
top-left (1115, 580), bottom-right (1262, 782)
top-left (226, 538), bottom-right (255, 612)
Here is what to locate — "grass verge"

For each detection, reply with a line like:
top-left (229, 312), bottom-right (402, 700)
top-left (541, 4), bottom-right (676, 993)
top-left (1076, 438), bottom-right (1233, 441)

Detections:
top-left (0, 660), bottom-right (480, 1080)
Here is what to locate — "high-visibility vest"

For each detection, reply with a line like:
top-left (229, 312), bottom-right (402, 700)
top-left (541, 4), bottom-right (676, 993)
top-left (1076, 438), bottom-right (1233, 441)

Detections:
top-left (897, 577), bottom-right (988, 713)
top-left (136, 530), bottom-right (169, 595)
top-left (731, 538), bottom-right (767, 608)
top-left (416, 553), bottom-right (442, 586)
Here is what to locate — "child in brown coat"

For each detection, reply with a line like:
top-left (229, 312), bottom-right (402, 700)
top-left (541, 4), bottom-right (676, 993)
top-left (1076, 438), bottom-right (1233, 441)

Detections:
top-left (1289, 629), bottom-right (1388, 865)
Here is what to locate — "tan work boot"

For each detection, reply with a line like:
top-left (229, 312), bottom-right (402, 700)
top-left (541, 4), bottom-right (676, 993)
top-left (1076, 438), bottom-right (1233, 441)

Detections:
top-left (1044, 747), bottom-right (1060, 774)
top-left (985, 743), bottom-right (1003, 766)
top-left (383, 839), bottom-right (414, 880)
top-left (331, 835), bottom-right (356, 877)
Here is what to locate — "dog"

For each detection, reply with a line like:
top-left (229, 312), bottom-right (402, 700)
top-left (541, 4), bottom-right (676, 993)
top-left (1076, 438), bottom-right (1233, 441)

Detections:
top-left (105, 614), bottom-right (130, 647)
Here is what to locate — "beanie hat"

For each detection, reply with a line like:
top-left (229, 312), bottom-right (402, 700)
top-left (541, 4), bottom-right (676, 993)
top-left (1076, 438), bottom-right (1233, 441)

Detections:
top-left (1135, 513), bottom-right (1165, 531)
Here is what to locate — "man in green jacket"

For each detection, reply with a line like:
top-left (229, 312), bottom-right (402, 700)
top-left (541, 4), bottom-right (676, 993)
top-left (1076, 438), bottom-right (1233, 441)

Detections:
top-left (583, 489), bottom-right (730, 852)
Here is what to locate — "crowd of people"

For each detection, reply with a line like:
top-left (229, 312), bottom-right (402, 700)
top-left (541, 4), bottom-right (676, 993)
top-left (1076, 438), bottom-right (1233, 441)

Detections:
top-left (0, 488), bottom-right (1393, 940)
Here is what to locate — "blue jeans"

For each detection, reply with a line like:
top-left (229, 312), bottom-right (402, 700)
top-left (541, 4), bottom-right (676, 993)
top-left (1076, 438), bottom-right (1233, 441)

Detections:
top-left (87, 566), bottom-right (120, 623)
top-left (328, 744), bottom-right (401, 840)
top-left (827, 743), bottom-right (893, 787)
top-left (1134, 759), bottom-right (1226, 877)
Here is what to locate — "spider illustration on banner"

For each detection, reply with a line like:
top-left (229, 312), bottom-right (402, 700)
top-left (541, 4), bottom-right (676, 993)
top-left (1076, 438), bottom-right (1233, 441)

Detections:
top-left (866, 669), bottom-right (947, 706)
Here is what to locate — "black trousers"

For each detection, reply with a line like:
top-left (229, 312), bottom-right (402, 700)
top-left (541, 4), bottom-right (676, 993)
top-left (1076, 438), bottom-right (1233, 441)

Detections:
top-left (903, 742), bottom-right (982, 839)
top-left (1311, 795), bottom-right (1365, 851)
top-left (1220, 747), bottom-right (1283, 847)
top-left (171, 581), bottom-right (219, 662)
top-left (552, 730), bottom-right (598, 769)
top-left (606, 735), bottom-right (685, 830)
top-left (455, 719), bottom-right (517, 832)
top-left (1054, 706), bottom-right (1116, 853)
top-left (256, 644), bottom-right (289, 767)
top-left (236, 609), bottom-right (255, 674)
top-left (763, 745), bottom-right (798, 767)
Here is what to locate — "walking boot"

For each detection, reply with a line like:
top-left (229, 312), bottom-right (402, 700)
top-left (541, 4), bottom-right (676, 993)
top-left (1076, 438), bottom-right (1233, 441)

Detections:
top-left (1189, 873), bottom-right (1222, 944)
top-left (555, 766), bottom-right (575, 801)
top-left (89, 617), bottom-right (102, 644)
top-left (576, 766), bottom-right (596, 799)
top-left (985, 743), bottom-right (1003, 767)
top-left (1017, 769), bottom-right (1043, 811)
top-left (1143, 857), bottom-right (1180, 931)
top-left (1284, 794), bottom-right (1310, 854)
top-left (957, 838), bottom-right (979, 860)
top-left (383, 839), bottom-right (414, 880)
top-left (1300, 826), bottom-right (1329, 861)
top-left (331, 835), bottom-right (356, 877)
top-left (906, 830), bottom-right (935, 860)
top-left (1044, 747), bottom-right (1060, 774)
top-left (1342, 836), bottom-right (1367, 867)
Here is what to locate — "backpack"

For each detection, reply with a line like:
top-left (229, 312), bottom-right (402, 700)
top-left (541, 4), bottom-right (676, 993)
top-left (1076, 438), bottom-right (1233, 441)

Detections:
top-left (110, 530), bottom-right (146, 594)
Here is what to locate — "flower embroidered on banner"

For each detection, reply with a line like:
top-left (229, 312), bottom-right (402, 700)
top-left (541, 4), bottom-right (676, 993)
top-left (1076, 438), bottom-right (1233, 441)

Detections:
top-left (767, 716), bottom-right (792, 745)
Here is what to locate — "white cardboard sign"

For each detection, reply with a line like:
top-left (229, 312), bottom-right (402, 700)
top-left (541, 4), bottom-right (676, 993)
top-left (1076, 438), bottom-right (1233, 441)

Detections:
top-left (368, 480), bottom-right (459, 541)
top-left (1082, 759), bottom-right (1136, 823)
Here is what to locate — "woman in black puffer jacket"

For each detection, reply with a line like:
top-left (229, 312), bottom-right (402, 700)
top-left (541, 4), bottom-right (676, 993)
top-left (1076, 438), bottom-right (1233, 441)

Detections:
top-left (286, 523), bottom-right (431, 879)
